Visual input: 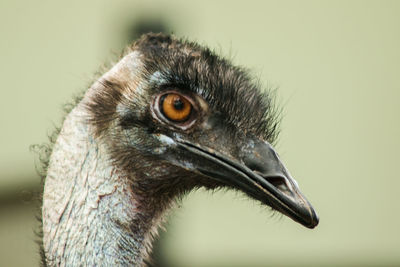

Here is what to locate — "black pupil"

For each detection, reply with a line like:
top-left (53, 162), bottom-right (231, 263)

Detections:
top-left (173, 98), bottom-right (185, 110)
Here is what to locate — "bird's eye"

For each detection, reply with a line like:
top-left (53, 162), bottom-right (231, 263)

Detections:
top-left (160, 93), bottom-right (192, 122)
top-left (152, 91), bottom-right (199, 130)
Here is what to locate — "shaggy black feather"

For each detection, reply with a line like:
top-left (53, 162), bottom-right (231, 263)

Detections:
top-left (134, 33), bottom-right (281, 143)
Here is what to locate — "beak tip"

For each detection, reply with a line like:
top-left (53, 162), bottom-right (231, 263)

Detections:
top-left (307, 221), bottom-right (319, 229)
top-left (306, 210), bottom-right (319, 229)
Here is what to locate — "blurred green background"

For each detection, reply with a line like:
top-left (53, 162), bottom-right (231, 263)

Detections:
top-left (1, 0), bottom-right (400, 266)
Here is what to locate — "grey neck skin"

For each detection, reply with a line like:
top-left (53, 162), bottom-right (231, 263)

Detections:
top-left (42, 103), bottom-right (168, 266)
top-left (41, 51), bottom-right (164, 266)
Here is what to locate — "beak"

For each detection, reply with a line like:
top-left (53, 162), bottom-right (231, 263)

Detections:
top-left (175, 138), bottom-right (319, 229)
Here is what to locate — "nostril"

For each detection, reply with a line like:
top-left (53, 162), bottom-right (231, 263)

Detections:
top-left (243, 155), bottom-right (294, 196)
top-left (264, 176), bottom-right (294, 198)
top-left (266, 176), bottom-right (287, 190)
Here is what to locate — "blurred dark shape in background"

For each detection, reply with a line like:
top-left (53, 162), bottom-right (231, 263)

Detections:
top-left (126, 17), bottom-right (172, 44)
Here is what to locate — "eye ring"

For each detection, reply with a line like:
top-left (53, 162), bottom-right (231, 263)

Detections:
top-left (152, 91), bottom-right (198, 130)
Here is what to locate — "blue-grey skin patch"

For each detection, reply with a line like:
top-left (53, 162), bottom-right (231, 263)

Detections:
top-left (149, 71), bottom-right (168, 85)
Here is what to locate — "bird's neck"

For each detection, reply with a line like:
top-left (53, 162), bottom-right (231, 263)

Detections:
top-left (42, 105), bottom-right (171, 266)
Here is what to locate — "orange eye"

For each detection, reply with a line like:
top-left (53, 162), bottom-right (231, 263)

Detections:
top-left (160, 93), bottom-right (192, 122)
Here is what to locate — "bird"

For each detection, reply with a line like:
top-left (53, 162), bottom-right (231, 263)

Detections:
top-left (40, 33), bottom-right (319, 266)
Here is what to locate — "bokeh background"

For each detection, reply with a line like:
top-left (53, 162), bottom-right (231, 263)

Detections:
top-left (1, 0), bottom-right (399, 266)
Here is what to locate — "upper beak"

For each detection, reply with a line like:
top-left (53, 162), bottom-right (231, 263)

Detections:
top-left (176, 138), bottom-right (319, 229)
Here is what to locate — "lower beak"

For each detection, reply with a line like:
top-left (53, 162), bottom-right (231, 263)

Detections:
top-left (176, 139), bottom-right (319, 229)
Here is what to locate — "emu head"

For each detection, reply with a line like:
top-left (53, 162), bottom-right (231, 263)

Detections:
top-left (84, 33), bottom-right (318, 228)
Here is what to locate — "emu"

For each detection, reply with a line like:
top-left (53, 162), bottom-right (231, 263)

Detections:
top-left (41, 33), bottom-right (318, 266)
